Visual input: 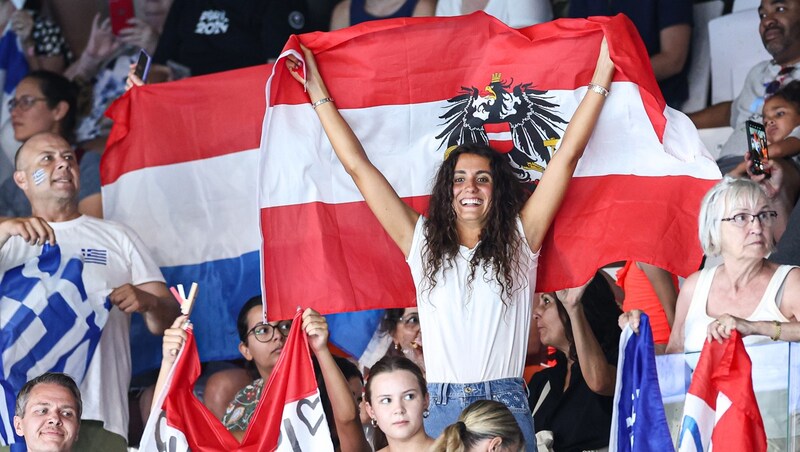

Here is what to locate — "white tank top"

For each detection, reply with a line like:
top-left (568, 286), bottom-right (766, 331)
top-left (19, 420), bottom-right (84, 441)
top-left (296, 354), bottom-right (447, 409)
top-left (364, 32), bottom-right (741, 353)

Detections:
top-left (683, 264), bottom-right (795, 359)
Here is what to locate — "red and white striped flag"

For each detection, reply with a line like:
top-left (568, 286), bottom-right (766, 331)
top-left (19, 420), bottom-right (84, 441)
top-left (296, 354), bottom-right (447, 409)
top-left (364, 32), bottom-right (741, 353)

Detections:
top-left (259, 13), bottom-right (721, 320)
top-left (140, 310), bottom-right (333, 451)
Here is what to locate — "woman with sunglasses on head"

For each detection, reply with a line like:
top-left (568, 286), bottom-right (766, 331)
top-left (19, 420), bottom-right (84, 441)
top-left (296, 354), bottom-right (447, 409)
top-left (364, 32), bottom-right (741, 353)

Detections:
top-left (620, 177), bottom-right (800, 365)
top-left (1, 71), bottom-right (101, 218)
top-left (379, 308), bottom-right (424, 372)
top-left (286, 37), bottom-right (614, 449)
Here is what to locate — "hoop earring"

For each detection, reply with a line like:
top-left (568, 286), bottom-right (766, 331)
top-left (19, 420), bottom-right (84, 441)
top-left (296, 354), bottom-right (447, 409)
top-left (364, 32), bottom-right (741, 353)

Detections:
top-left (423, 409), bottom-right (430, 418)
top-left (371, 418), bottom-right (378, 427)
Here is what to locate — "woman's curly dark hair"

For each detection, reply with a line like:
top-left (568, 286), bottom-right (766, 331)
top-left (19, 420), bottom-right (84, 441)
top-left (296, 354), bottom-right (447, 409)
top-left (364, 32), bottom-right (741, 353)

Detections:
top-left (422, 143), bottom-right (527, 304)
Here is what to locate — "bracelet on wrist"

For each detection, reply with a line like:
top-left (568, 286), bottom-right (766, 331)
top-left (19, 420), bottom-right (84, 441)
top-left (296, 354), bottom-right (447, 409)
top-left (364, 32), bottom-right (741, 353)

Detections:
top-left (312, 97), bottom-right (334, 109)
top-left (588, 83), bottom-right (609, 97)
top-left (771, 320), bottom-right (782, 341)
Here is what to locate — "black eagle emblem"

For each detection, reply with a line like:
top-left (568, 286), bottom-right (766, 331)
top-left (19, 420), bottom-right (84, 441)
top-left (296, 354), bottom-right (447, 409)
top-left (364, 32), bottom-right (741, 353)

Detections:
top-left (436, 73), bottom-right (568, 185)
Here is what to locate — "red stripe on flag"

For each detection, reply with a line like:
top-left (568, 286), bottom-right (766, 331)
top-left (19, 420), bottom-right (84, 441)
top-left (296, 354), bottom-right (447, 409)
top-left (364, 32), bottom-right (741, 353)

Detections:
top-left (273, 14), bottom-right (665, 139)
top-left (103, 64), bottom-right (271, 185)
top-left (261, 175), bottom-right (714, 320)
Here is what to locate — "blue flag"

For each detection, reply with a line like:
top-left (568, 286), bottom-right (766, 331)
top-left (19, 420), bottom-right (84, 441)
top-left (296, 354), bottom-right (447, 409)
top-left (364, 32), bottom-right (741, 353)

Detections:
top-left (609, 313), bottom-right (674, 451)
top-left (0, 244), bottom-right (110, 448)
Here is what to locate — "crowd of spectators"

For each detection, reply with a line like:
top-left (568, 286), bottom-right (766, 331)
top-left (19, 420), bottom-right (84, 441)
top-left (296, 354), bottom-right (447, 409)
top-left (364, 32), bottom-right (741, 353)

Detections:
top-left (1, 0), bottom-right (799, 451)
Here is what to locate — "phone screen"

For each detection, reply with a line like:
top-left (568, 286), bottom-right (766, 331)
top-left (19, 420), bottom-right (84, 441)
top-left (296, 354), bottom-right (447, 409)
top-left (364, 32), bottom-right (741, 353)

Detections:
top-left (134, 49), bottom-right (152, 82)
top-left (745, 120), bottom-right (769, 175)
top-left (109, 0), bottom-right (135, 35)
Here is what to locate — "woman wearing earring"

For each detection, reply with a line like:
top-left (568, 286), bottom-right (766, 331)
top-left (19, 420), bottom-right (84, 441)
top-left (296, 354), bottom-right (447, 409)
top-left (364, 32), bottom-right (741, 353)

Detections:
top-left (364, 355), bottom-right (433, 452)
top-left (379, 308), bottom-right (424, 372)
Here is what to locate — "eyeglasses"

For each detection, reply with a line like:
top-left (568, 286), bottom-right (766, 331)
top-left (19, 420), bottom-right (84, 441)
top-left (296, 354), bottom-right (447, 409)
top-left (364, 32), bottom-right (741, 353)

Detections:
top-left (246, 321), bottom-right (292, 343)
top-left (7, 96), bottom-right (47, 113)
top-left (720, 211), bottom-right (778, 227)
top-left (765, 66), bottom-right (795, 96)
top-left (396, 313), bottom-right (420, 327)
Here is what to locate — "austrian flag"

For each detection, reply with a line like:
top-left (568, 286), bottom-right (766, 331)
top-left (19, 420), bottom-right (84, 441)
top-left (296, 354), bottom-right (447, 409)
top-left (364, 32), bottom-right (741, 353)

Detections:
top-left (259, 13), bottom-right (721, 320)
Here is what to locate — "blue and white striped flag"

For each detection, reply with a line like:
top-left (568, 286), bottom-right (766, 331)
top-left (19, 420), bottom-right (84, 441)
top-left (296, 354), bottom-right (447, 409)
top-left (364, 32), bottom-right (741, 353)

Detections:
top-left (0, 244), bottom-right (110, 447)
top-left (609, 313), bottom-right (673, 452)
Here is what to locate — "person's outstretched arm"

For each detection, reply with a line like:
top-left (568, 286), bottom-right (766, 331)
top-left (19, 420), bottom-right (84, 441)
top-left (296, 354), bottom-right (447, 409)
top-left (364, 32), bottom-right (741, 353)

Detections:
top-left (520, 37), bottom-right (615, 252)
top-left (560, 281), bottom-right (616, 396)
top-left (286, 47), bottom-right (420, 257)
top-left (303, 309), bottom-right (371, 452)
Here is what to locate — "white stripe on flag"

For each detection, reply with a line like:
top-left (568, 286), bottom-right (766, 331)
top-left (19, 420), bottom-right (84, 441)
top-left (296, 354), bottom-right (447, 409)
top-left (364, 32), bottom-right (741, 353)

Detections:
top-left (102, 149), bottom-right (261, 267)
top-left (277, 390), bottom-right (334, 452)
top-left (262, 83), bottom-right (717, 208)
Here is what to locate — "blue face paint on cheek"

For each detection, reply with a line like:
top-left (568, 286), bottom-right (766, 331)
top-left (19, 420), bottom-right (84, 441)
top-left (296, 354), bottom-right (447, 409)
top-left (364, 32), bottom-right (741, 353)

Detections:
top-left (32, 169), bottom-right (45, 185)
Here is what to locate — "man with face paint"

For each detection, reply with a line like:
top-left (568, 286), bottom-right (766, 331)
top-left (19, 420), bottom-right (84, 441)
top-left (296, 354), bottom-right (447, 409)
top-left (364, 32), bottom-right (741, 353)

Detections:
top-left (0, 132), bottom-right (180, 451)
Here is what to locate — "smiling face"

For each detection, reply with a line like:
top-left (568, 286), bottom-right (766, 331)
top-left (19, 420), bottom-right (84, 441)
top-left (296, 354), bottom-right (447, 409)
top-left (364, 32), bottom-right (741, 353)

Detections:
top-left (452, 153), bottom-right (493, 226)
top-left (365, 370), bottom-right (428, 444)
top-left (237, 306), bottom-right (288, 380)
top-left (759, 0), bottom-right (800, 63)
top-left (14, 133), bottom-right (80, 208)
top-left (13, 383), bottom-right (80, 452)
top-left (763, 95), bottom-right (800, 143)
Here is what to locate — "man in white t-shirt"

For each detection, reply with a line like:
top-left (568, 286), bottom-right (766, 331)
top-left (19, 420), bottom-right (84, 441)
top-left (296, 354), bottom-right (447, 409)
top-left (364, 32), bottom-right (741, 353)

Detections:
top-left (0, 132), bottom-right (179, 451)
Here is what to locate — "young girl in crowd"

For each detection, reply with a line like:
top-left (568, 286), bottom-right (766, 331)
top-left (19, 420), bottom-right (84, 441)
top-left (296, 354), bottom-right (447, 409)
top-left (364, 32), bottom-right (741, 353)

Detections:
top-left (431, 400), bottom-right (524, 452)
top-left (731, 80), bottom-right (800, 176)
top-left (287, 36), bottom-right (615, 448)
top-left (364, 355), bottom-right (433, 451)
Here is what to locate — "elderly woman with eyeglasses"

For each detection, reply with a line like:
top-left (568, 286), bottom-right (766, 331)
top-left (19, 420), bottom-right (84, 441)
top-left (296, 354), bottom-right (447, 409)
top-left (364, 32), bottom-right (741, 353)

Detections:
top-left (620, 177), bottom-right (800, 362)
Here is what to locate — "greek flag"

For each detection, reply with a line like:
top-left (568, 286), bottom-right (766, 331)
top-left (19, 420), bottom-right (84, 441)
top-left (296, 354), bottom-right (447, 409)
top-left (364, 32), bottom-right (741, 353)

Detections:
top-left (609, 313), bottom-right (673, 451)
top-left (0, 244), bottom-right (111, 447)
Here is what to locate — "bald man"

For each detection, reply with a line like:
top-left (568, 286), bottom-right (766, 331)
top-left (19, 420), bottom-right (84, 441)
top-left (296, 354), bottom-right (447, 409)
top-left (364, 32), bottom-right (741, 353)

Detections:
top-left (0, 132), bottom-right (179, 451)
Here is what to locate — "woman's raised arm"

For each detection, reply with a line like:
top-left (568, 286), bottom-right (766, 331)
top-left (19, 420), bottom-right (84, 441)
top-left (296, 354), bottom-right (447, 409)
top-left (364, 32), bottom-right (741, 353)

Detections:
top-left (287, 46), bottom-right (420, 257)
top-left (520, 37), bottom-right (615, 252)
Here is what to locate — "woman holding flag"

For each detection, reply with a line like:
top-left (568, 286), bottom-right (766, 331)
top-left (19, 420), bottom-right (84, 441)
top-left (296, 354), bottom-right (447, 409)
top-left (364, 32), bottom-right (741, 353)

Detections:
top-left (286, 34), bottom-right (614, 448)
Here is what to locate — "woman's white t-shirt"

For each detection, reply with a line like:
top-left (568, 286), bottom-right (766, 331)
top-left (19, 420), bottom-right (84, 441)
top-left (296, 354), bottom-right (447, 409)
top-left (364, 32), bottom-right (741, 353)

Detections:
top-left (406, 216), bottom-right (538, 383)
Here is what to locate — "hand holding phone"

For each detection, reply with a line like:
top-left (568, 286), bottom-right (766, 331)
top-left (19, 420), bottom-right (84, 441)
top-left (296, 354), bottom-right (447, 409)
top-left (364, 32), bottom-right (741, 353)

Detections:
top-left (134, 49), bottom-right (152, 82)
top-left (746, 120), bottom-right (770, 176)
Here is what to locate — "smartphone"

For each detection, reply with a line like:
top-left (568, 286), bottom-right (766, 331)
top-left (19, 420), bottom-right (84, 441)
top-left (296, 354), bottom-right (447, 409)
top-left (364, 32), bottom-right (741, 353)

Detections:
top-left (109, 0), bottom-right (135, 35)
top-left (134, 49), bottom-right (152, 82)
top-left (745, 120), bottom-right (769, 175)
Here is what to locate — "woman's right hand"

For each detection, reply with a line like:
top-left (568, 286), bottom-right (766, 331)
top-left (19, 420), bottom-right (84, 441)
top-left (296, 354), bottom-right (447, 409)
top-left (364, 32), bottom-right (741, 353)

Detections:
top-left (162, 315), bottom-right (189, 366)
top-left (591, 36), bottom-right (615, 91)
top-left (618, 309), bottom-right (643, 335)
top-left (285, 44), bottom-right (331, 104)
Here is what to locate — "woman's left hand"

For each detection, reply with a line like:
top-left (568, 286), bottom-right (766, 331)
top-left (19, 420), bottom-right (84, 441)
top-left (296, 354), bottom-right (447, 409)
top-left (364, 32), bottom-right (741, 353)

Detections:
top-left (707, 314), bottom-right (755, 343)
top-left (559, 277), bottom-right (593, 312)
top-left (302, 308), bottom-right (329, 354)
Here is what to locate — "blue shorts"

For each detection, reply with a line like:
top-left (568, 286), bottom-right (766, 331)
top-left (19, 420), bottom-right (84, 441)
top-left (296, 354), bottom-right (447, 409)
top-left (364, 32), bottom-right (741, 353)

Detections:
top-left (425, 377), bottom-right (535, 452)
